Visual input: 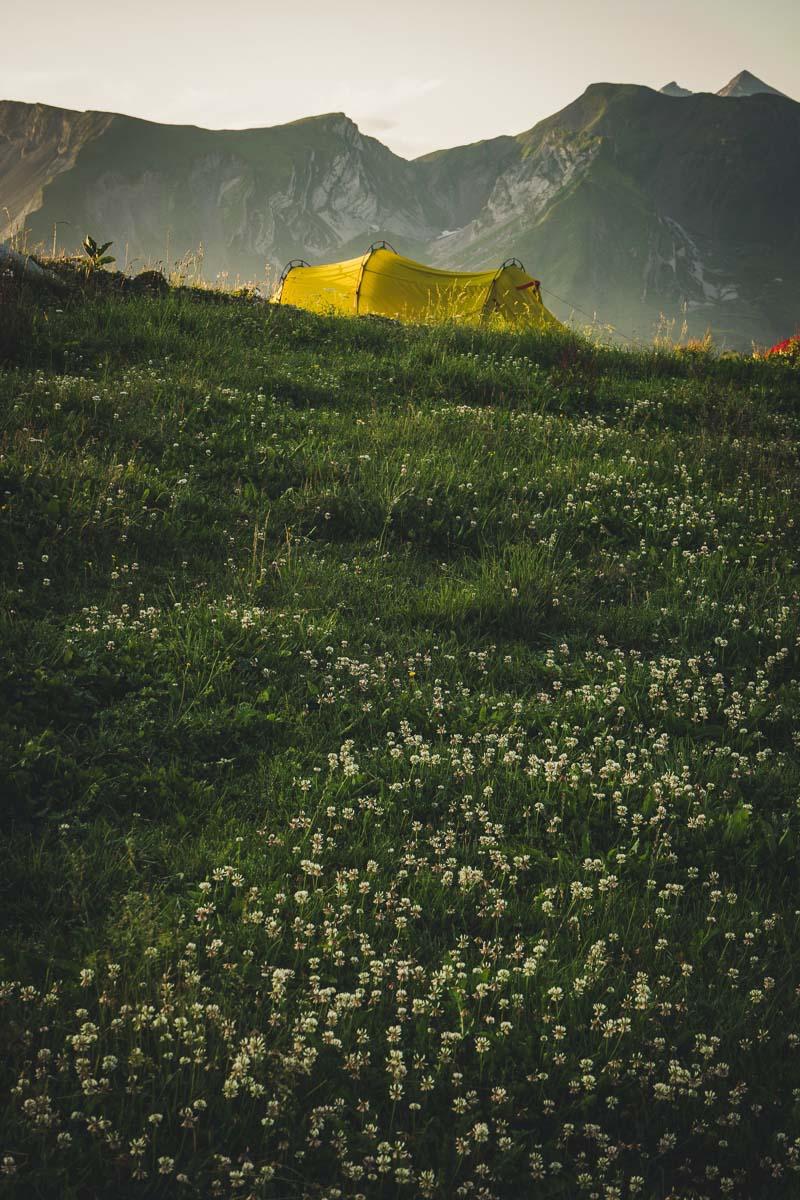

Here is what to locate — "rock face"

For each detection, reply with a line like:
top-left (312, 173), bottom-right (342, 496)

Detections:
top-left (2, 79), bottom-right (799, 347)
top-left (660, 82), bottom-right (693, 97)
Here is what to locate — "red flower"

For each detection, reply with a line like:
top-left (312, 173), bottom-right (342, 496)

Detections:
top-left (767, 333), bottom-right (800, 357)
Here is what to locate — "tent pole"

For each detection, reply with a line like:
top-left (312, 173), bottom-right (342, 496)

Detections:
top-left (354, 246), bottom-right (375, 317)
top-left (481, 264), bottom-right (505, 324)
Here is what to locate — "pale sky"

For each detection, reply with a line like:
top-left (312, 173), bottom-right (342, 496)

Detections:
top-left (4, 0), bottom-right (799, 156)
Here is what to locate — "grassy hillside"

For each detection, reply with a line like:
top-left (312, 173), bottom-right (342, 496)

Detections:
top-left (2, 287), bottom-right (800, 1198)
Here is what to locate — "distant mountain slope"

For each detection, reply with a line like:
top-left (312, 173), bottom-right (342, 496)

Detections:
top-left (0, 102), bottom-right (445, 278)
top-left (429, 82), bottom-right (800, 345)
top-left (0, 103), bottom-right (113, 239)
top-left (2, 79), bottom-right (799, 347)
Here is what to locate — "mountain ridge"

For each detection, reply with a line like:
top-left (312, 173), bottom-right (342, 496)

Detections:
top-left (2, 79), bottom-right (798, 347)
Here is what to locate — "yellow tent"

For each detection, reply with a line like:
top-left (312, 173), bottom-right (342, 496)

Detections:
top-left (273, 243), bottom-right (562, 330)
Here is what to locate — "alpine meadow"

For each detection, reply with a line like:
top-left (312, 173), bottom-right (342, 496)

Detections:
top-left (1, 283), bottom-right (800, 1198)
top-left (4, 0), bottom-right (800, 1193)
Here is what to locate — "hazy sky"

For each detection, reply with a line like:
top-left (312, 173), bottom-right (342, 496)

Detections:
top-left (5, 0), bottom-right (799, 156)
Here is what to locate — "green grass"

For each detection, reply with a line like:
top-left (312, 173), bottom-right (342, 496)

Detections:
top-left (1, 289), bottom-right (800, 1198)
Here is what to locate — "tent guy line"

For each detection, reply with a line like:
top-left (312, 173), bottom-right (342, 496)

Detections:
top-left (539, 285), bottom-right (640, 346)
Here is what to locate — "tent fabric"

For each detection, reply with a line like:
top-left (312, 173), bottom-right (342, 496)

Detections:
top-left (274, 246), bottom-right (562, 330)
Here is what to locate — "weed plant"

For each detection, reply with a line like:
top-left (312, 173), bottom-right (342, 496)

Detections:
top-left (1, 290), bottom-right (800, 1197)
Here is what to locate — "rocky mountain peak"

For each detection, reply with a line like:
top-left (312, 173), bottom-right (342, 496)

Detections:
top-left (717, 70), bottom-right (786, 98)
top-left (660, 81), bottom-right (692, 97)
top-left (318, 112), bottom-right (363, 142)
